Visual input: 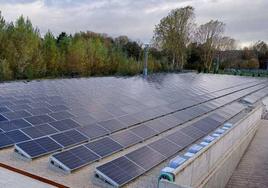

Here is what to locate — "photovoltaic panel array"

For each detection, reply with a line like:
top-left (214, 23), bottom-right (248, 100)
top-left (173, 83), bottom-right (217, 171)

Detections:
top-left (95, 102), bottom-right (247, 187)
top-left (51, 84), bottom-right (259, 172)
top-left (0, 73), bottom-right (267, 184)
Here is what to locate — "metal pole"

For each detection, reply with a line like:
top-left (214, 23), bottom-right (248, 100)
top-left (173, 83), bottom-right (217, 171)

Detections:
top-left (143, 44), bottom-right (149, 77)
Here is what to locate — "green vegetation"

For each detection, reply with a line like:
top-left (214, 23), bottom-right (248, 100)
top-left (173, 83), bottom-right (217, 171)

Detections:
top-left (0, 12), bottom-right (167, 81)
top-left (1, 7), bottom-right (268, 81)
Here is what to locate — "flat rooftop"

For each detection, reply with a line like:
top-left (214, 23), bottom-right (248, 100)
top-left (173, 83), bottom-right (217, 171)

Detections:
top-left (0, 73), bottom-right (267, 187)
top-left (226, 119), bottom-right (268, 188)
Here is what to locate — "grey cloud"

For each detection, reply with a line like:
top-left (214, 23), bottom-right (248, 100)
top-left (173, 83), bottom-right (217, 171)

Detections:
top-left (0, 0), bottom-right (267, 46)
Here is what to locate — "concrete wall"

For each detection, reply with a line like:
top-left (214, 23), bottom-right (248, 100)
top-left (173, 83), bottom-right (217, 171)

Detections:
top-left (160, 104), bottom-right (263, 188)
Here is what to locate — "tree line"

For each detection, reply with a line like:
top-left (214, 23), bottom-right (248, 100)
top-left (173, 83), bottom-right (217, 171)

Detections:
top-left (153, 6), bottom-right (268, 72)
top-left (0, 12), bottom-right (168, 81)
top-left (1, 7), bottom-right (268, 81)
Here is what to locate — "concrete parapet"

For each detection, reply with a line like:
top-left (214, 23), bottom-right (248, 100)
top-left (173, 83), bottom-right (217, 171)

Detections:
top-left (160, 104), bottom-right (263, 188)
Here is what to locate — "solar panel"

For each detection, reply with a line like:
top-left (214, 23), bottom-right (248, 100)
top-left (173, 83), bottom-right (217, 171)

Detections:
top-left (130, 124), bottom-right (158, 140)
top-left (25, 115), bottom-right (55, 125)
top-left (171, 111), bottom-right (191, 122)
top-left (97, 119), bottom-right (127, 133)
top-left (51, 145), bottom-right (100, 172)
top-left (49, 119), bottom-right (80, 131)
top-left (49, 111), bottom-right (74, 121)
top-left (50, 129), bottom-right (88, 148)
top-left (149, 138), bottom-right (182, 158)
top-left (208, 113), bottom-right (227, 123)
top-left (15, 137), bottom-right (62, 159)
top-left (72, 115), bottom-right (97, 126)
top-left (161, 115), bottom-right (182, 128)
top-left (0, 133), bottom-right (14, 148)
top-left (145, 118), bottom-right (173, 133)
top-left (76, 124), bottom-right (109, 140)
top-left (180, 125), bottom-right (206, 140)
top-left (125, 146), bottom-right (166, 171)
top-left (35, 137), bottom-right (62, 152)
top-left (48, 105), bottom-right (69, 112)
top-left (0, 114), bottom-right (8, 122)
top-left (166, 131), bottom-right (194, 148)
top-left (0, 119), bottom-right (32, 132)
top-left (0, 107), bottom-right (10, 113)
top-left (15, 140), bottom-right (47, 158)
top-left (21, 126), bottom-right (45, 139)
top-left (37, 124), bottom-right (58, 136)
top-left (25, 107), bottom-right (52, 116)
top-left (96, 156), bottom-right (145, 187)
top-left (5, 130), bottom-right (31, 143)
top-left (110, 130), bottom-right (142, 148)
top-left (2, 110), bottom-right (31, 120)
top-left (118, 114), bottom-right (140, 126)
top-left (191, 119), bottom-right (216, 133)
top-left (9, 104), bottom-right (31, 111)
top-left (84, 137), bottom-right (123, 158)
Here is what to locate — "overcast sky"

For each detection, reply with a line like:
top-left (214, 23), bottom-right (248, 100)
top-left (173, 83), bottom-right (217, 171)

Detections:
top-left (0, 0), bottom-right (267, 47)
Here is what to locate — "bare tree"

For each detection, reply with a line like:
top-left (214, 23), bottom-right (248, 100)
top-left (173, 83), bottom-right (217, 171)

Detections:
top-left (153, 6), bottom-right (195, 70)
top-left (195, 20), bottom-right (225, 71)
top-left (219, 37), bottom-right (236, 51)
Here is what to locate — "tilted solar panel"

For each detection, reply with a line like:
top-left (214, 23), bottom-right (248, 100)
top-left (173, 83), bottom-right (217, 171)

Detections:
top-left (84, 137), bottom-right (123, 158)
top-left (15, 137), bottom-right (62, 159)
top-left (110, 130), bottom-right (142, 148)
top-left (50, 129), bottom-right (88, 148)
top-left (149, 138), bottom-right (182, 158)
top-left (130, 124), bottom-right (158, 140)
top-left (96, 156), bottom-right (145, 187)
top-left (125, 146), bottom-right (166, 171)
top-left (50, 145), bottom-right (100, 172)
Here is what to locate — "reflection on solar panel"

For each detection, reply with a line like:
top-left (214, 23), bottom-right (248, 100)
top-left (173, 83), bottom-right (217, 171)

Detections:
top-left (180, 126), bottom-right (206, 140)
